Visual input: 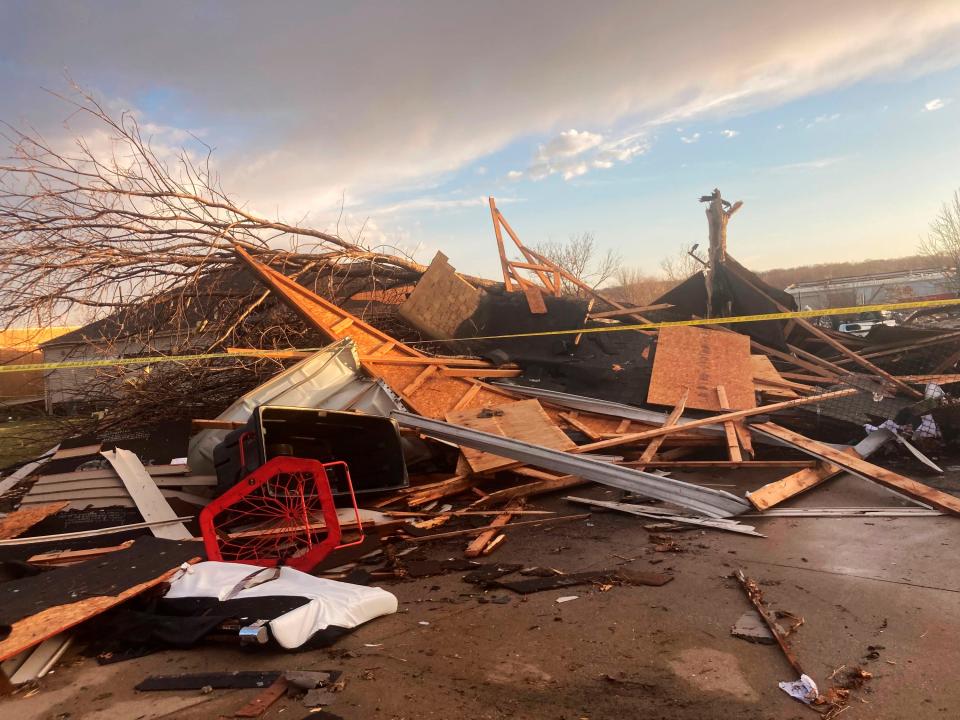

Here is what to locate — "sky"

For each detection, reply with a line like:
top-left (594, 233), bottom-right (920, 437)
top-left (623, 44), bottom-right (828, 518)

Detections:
top-left (2, 1), bottom-right (960, 279)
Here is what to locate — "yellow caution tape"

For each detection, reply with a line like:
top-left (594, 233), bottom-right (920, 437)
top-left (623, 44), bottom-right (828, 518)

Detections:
top-left (2, 296), bottom-right (958, 373)
top-left (0, 349), bottom-right (289, 374)
top-left (416, 296), bottom-right (960, 343)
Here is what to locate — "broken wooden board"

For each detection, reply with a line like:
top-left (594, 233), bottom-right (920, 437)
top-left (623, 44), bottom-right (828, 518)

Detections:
top-left (445, 399), bottom-right (576, 473)
top-left (397, 251), bottom-right (481, 339)
top-left (0, 502), bottom-right (67, 539)
top-left (751, 355), bottom-right (801, 398)
top-left (648, 326), bottom-right (756, 411)
top-left (465, 503), bottom-right (520, 557)
top-left (751, 423), bottom-right (960, 515)
top-left (636, 390), bottom-right (688, 469)
top-left (233, 676), bottom-right (289, 717)
top-left (716, 385), bottom-right (743, 463)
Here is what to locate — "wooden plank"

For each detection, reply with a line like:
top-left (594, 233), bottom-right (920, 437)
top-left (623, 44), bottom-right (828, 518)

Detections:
top-left (747, 460), bottom-right (844, 512)
top-left (233, 676), bottom-right (289, 717)
top-left (0, 502), bottom-right (68, 539)
top-left (446, 400), bottom-right (575, 473)
top-left (752, 423), bottom-right (960, 514)
top-left (330, 317), bottom-right (354, 334)
top-left (586, 303), bottom-right (674, 320)
top-left (100, 450), bottom-right (191, 540)
top-left (0, 559), bottom-right (199, 662)
top-left (648, 326), bottom-right (756, 411)
top-left (452, 383), bottom-right (483, 411)
top-left (440, 368), bottom-right (522, 378)
top-left (27, 541), bottom-right (134, 566)
top-left (399, 514), bottom-right (590, 543)
top-left (749, 339), bottom-right (840, 380)
top-left (569, 388), bottom-right (857, 454)
top-left (716, 385), bottom-right (742, 463)
top-left (615, 419), bottom-right (631, 433)
top-left (558, 411), bottom-right (602, 441)
top-left (489, 197), bottom-right (515, 291)
top-left (464, 503), bottom-right (519, 557)
top-left (636, 390), bottom-right (688, 467)
top-left (732, 421), bottom-right (754, 458)
top-left (402, 365), bottom-right (439, 396)
top-left (471, 473), bottom-right (587, 509)
top-left (191, 419), bottom-right (247, 430)
top-left (406, 475), bottom-right (474, 507)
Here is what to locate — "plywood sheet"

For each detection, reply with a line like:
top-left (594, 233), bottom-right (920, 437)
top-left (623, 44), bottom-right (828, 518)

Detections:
top-left (397, 251), bottom-right (481, 339)
top-left (0, 502), bottom-right (67, 539)
top-left (445, 399), bottom-right (576, 473)
top-left (648, 326), bottom-right (756, 411)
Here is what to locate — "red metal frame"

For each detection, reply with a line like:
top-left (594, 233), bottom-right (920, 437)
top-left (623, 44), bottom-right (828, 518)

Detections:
top-left (199, 456), bottom-right (365, 572)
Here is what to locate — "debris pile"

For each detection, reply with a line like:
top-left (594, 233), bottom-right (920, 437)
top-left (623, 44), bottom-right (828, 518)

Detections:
top-left (0, 188), bottom-right (958, 716)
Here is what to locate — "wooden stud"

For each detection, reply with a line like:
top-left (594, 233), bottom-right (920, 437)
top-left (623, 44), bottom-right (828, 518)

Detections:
top-left (571, 388), bottom-right (857, 454)
top-left (330, 317), bottom-right (355, 334)
top-left (636, 389), bottom-right (689, 469)
top-left (402, 365), bottom-right (439, 396)
top-left (452, 383), bottom-right (483, 411)
top-left (752, 422), bottom-right (960, 514)
top-left (465, 503), bottom-right (520, 557)
top-left (716, 385), bottom-right (743, 463)
top-left (559, 411), bottom-right (602, 441)
top-left (489, 197), bottom-right (514, 292)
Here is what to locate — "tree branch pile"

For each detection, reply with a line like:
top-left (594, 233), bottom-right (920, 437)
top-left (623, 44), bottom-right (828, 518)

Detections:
top-left (0, 90), bottom-right (493, 425)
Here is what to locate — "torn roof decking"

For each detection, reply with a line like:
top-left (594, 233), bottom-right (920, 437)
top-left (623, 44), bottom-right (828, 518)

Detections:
top-left (234, 245), bottom-right (516, 418)
top-left (232, 246), bottom-right (704, 444)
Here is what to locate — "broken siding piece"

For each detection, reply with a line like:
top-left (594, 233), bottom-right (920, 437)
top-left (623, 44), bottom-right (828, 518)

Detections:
top-left (100, 449), bottom-right (191, 540)
top-left (751, 423), bottom-right (960, 515)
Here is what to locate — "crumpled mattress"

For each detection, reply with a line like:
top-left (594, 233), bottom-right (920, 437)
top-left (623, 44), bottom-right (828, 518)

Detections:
top-left (164, 561), bottom-right (398, 649)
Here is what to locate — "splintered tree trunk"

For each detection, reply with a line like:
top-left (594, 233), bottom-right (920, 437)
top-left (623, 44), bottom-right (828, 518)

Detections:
top-left (701, 189), bottom-right (741, 318)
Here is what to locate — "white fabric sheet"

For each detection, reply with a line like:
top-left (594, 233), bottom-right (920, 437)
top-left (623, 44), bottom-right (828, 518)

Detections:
top-left (165, 561), bottom-right (397, 649)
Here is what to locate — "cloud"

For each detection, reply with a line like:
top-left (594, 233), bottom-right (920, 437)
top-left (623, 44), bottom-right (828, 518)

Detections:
top-left (924, 97), bottom-right (949, 111)
top-left (367, 194), bottom-right (519, 215)
top-left (520, 128), bottom-right (646, 181)
top-left (680, 132), bottom-right (701, 144)
top-left (806, 113), bottom-right (840, 128)
top-left (771, 156), bottom-right (845, 171)
top-left (720, 129), bottom-right (739, 138)
top-left (2, 1), bottom-right (960, 220)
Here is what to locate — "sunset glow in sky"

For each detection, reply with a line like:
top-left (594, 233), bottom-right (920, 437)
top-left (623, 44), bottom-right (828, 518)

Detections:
top-left (3, 1), bottom-right (960, 277)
